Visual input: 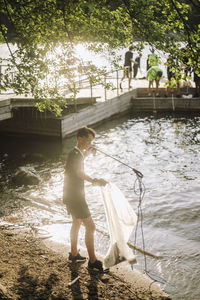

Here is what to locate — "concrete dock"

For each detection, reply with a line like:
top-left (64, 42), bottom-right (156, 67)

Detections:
top-left (0, 79), bottom-right (199, 139)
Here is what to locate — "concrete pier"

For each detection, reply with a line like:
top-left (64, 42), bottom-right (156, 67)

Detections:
top-left (0, 85), bottom-right (199, 139)
top-left (0, 98), bottom-right (12, 121)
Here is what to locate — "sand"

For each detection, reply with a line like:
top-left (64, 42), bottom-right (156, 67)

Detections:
top-left (0, 225), bottom-right (172, 300)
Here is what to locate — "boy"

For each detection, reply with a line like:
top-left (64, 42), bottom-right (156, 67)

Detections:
top-left (63, 126), bottom-right (107, 271)
top-left (120, 45), bottom-right (138, 90)
top-left (147, 65), bottom-right (163, 96)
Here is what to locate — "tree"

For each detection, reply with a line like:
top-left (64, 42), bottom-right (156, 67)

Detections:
top-left (0, 0), bottom-right (199, 115)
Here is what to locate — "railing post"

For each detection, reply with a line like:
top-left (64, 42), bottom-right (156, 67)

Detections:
top-left (104, 75), bottom-right (107, 101)
top-left (0, 65), bottom-right (1, 94)
top-left (90, 77), bottom-right (93, 103)
top-left (116, 70), bottom-right (119, 96)
top-left (172, 92), bottom-right (175, 111)
top-left (128, 66), bottom-right (130, 90)
top-left (73, 82), bottom-right (77, 113)
top-left (79, 74), bottom-right (81, 88)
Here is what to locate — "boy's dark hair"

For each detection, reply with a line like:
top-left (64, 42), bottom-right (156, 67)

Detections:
top-left (77, 126), bottom-right (96, 138)
top-left (129, 45), bottom-right (134, 51)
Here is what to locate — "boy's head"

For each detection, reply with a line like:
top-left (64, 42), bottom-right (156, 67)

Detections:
top-left (129, 45), bottom-right (134, 51)
top-left (77, 126), bottom-right (95, 138)
top-left (77, 126), bottom-right (96, 150)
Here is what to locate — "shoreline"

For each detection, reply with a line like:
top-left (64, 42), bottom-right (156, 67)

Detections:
top-left (0, 225), bottom-right (171, 299)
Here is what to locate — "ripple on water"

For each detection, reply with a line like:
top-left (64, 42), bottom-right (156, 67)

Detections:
top-left (0, 113), bottom-right (200, 300)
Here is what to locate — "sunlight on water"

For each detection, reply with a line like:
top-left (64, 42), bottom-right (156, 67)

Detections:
top-left (37, 224), bottom-right (69, 244)
top-left (0, 113), bottom-right (200, 300)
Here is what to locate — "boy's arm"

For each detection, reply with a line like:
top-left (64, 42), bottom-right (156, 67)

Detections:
top-left (79, 172), bottom-right (107, 186)
top-left (69, 150), bottom-right (107, 186)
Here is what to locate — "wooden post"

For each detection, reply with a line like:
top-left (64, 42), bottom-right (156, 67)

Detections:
top-left (96, 227), bottom-right (163, 260)
top-left (172, 92), bottom-right (175, 111)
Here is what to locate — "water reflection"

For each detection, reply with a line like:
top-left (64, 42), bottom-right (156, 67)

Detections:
top-left (0, 112), bottom-right (200, 300)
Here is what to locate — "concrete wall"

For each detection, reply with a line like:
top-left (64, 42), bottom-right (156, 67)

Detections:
top-left (131, 97), bottom-right (200, 112)
top-left (0, 99), bottom-right (12, 121)
top-left (61, 91), bottom-right (133, 138)
top-left (135, 87), bottom-right (196, 97)
top-left (0, 107), bottom-right (61, 137)
top-left (1, 88), bottom-right (199, 139)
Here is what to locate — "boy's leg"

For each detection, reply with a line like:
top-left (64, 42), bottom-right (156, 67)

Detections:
top-left (133, 66), bottom-right (138, 78)
top-left (129, 71), bottom-right (133, 88)
top-left (120, 67), bottom-right (128, 89)
top-left (176, 81), bottom-right (181, 97)
top-left (70, 216), bottom-right (81, 256)
top-left (165, 86), bottom-right (170, 97)
top-left (155, 79), bottom-right (160, 94)
top-left (121, 70), bottom-right (125, 82)
top-left (82, 216), bottom-right (96, 263)
top-left (120, 71), bottom-right (125, 90)
top-left (148, 81), bottom-right (152, 95)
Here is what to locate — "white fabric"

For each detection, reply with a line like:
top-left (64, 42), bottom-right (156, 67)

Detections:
top-left (101, 183), bottom-right (137, 268)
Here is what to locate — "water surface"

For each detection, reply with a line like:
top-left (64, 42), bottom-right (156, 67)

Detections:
top-left (0, 112), bottom-right (199, 300)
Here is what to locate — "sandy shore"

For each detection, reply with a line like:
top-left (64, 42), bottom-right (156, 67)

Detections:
top-left (0, 225), bottom-right (171, 300)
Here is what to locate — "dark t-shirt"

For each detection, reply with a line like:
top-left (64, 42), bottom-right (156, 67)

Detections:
top-left (64, 148), bottom-right (84, 196)
top-left (63, 147), bottom-right (90, 219)
top-left (194, 72), bottom-right (200, 84)
top-left (167, 58), bottom-right (174, 81)
top-left (124, 51), bottom-right (133, 67)
top-left (134, 56), bottom-right (140, 68)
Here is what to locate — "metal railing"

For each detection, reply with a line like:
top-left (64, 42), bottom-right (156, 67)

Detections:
top-left (0, 63), bottom-right (132, 100)
top-left (67, 67), bottom-right (132, 102)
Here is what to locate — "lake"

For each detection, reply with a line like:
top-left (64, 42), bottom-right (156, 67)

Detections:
top-left (0, 111), bottom-right (200, 300)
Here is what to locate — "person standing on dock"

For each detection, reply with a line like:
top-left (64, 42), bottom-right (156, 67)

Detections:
top-left (193, 70), bottom-right (200, 97)
top-left (133, 52), bottom-right (142, 79)
top-left (147, 65), bottom-right (163, 96)
top-left (148, 49), bottom-right (160, 67)
top-left (63, 126), bottom-right (107, 272)
top-left (120, 45), bottom-right (137, 90)
top-left (164, 55), bottom-right (181, 97)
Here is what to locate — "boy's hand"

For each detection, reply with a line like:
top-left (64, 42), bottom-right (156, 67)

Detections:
top-left (93, 178), bottom-right (108, 186)
top-left (85, 147), bottom-right (96, 157)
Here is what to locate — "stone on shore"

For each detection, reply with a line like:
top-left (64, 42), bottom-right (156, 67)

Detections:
top-left (12, 166), bottom-right (41, 186)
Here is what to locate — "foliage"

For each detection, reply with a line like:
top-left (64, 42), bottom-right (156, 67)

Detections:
top-left (0, 0), bottom-right (200, 115)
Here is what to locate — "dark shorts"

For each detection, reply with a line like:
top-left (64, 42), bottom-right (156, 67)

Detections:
top-left (168, 71), bottom-right (174, 81)
top-left (66, 195), bottom-right (91, 219)
top-left (194, 73), bottom-right (200, 84)
top-left (124, 65), bottom-right (132, 76)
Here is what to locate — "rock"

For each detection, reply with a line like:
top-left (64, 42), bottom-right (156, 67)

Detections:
top-left (21, 153), bottom-right (45, 162)
top-left (12, 166), bottom-right (41, 186)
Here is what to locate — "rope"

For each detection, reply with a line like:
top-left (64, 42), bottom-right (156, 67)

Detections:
top-left (132, 169), bottom-right (177, 295)
top-left (92, 147), bottom-right (143, 179)
top-left (94, 146), bottom-right (176, 293)
top-left (133, 173), bottom-right (147, 270)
